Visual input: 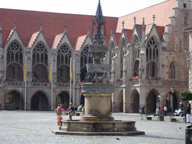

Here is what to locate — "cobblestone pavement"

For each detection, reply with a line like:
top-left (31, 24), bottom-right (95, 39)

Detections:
top-left (0, 110), bottom-right (189, 144)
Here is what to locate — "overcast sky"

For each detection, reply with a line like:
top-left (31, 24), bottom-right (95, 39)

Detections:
top-left (0, 0), bottom-right (166, 17)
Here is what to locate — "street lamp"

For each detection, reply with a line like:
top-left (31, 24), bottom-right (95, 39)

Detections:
top-left (20, 88), bottom-right (22, 111)
top-left (170, 86), bottom-right (174, 116)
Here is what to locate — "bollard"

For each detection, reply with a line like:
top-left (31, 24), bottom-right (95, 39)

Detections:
top-left (186, 125), bottom-right (192, 144)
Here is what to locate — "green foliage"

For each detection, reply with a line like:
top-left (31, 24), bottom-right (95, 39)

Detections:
top-left (180, 90), bottom-right (192, 101)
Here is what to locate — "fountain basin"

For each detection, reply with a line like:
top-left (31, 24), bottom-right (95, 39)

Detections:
top-left (52, 120), bottom-right (145, 136)
top-left (86, 63), bottom-right (110, 73)
top-left (81, 84), bottom-right (114, 94)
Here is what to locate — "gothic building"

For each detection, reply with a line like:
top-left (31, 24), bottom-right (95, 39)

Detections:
top-left (0, 0), bottom-right (190, 113)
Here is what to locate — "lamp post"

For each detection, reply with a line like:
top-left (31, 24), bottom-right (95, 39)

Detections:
top-left (170, 86), bottom-right (174, 116)
top-left (20, 88), bottom-right (22, 111)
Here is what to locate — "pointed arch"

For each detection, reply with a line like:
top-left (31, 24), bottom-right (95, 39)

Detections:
top-left (6, 40), bottom-right (23, 81)
top-left (80, 45), bottom-right (93, 82)
top-left (56, 91), bottom-right (69, 110)
top-left (31, 91), bottom-right (49, 110)
top-left (146, 89), bottom-right (160, 113)
top-left (131, 89), bottom-right (140, 113)
top-left (56, 43), bottom-right (72, 82)
top-left (146, 36), bottom-right (159, 63)
top-left (146, 36), bottom-right (160, 77)
top-left (4, 90), bottom-right (24, 110)
top-left (32, 41), bottom-right (48, 82)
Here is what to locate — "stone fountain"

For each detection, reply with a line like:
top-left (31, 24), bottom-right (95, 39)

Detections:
top-left (52, 0), bottom-right (144, 136)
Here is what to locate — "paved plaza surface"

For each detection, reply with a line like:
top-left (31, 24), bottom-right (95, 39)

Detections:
top-left (0, 111), bottom-right (189, 144)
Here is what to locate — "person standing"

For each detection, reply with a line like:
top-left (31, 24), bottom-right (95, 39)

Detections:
top-left (56, 104), bottom-right (63, 125)
top-left (186, 103), bottom-right (191, 123)
top-left (164, 105), bottom-right (167, 116)
top-left (0, 103), bottom-right (2, 111)
top-left (68, 102), bottom-right (75, 120)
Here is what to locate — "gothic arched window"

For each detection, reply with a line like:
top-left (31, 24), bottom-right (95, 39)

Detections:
top-left (132, 36), bottom-right (140, 77)
top-left (133, 36), bottom-right (140, 61)
top-left (57, 44), bottom-right (72, 82)
top-left (146, 37), bottom-right (159, 62)
top-left (80, 46), bottom-right (93, 82)
top-left (6, 41), bottom-right (23, 81)
top-left (32, 43), bottom-right (48, 82)
top-left (146, 37), bottom-right (159, 77)
top-left (120, 39), bottom-right (126, 78)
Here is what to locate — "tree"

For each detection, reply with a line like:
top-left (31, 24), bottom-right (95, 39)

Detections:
top-left (180, 90), bottom-right (192, 101)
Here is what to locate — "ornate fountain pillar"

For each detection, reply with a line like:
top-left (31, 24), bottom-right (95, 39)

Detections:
top-left (80, 0), bottom-right (114, 121)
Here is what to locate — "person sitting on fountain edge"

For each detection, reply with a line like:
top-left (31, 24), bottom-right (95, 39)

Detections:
top-left (68, 102), bottom-right (75, 120)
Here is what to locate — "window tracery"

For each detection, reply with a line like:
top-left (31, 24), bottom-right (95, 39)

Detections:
top-left (6, 41), bottom-right (23, 81)
top-left (32, 43), bottom-right (48, 66)
top-left (146, 37), bottom-right (159, 77)
top-left (32, 43), bottom-right (48, 82)
top-left (80, 46), bottom-right (93, 81)
top-left (57, 44), bottom-right (72, 82)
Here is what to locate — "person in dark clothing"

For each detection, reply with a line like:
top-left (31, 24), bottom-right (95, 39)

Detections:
top-left (68, 102), bottom-right (75, 120)
top-left (186, 103), bottom-right (191, 123)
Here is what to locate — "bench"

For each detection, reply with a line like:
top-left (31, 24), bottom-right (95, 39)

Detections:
top-left (146, 115), bottom-right (153, 120)
top-left (170, 116), bottom-right (185, 123)
top-left (146, 115), bottom-right (164, 121)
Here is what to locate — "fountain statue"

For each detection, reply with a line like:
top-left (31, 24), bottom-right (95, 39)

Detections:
top-left (52, 0), bottom-right (145, 135)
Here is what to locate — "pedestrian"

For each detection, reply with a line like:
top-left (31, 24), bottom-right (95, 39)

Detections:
top-left (154, 107), bottom-right (160, 117)
top-left (186, 103), bottom-right (191, 123)
top-left (164, 105), bottom-right (167, 116)
top-left (78, 104), bottom-right (83, 112)
top-left (56, 104), bottom-right (63, 126)
top-left (68, 102), bottom-right (75, 120)
top-left (0, 103), bottom-right (2, 111)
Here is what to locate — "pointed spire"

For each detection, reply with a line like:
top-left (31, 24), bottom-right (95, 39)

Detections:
top-left (92, 0), bottom-right (106, 44)
top-left (111, 25), bottom-right (113, 34)
top-left (64, 25), bottom-right (67, 33)
top-left (153, 15), bottom-right (155, 24)
top-left (122, 21), bottom-right (124, 30)
top-left (87, 26), bottom-right (89, 34)
top-left (142, 18), bottom-right (145, 29)
top-left (134, 17), bottom-right (136, 25)
top-left (40, 23), bottom-right (42, 31)
top-left (142, 18), bottom-right (145, 44)
top-left (14, 21), bottom-right (17, 29)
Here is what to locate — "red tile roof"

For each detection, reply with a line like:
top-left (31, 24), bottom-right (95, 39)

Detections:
top-left (0, 0), bottom-right (171, 49)
top-left (0, 8), bottom-right (118, 49)
top-left (116, 0), bottom-right (176, 33)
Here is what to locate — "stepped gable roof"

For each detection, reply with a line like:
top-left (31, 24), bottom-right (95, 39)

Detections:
top-left (116, 0), bottom-right (176, 33)
top-left (0, 8), bottom-right (118, 49)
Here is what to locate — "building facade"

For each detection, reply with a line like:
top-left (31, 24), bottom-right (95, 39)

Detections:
top-left (0, 0), bottom-right (190, 113)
